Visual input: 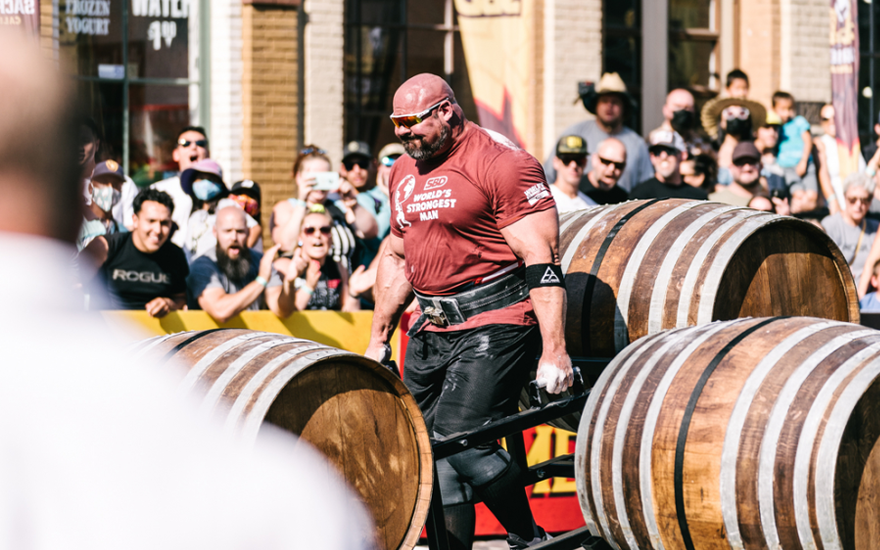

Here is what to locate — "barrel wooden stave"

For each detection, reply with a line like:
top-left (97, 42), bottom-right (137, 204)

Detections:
top-left (135, 329), bottom-right (432, 550)
top-left (575, 317), bottom-right (880, 550)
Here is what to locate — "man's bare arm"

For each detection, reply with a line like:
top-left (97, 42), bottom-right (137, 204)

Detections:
top-left (365, 234), bottom-right (413, 361)
top-left (500, 207), bottom-right (573, 393)
top-left (78, 235), bottom-right (109, 282)
top-left (198, 284), bottom-right (264, 323)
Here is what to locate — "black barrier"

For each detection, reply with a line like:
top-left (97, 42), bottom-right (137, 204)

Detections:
top-left (425, 358), bottom-right (612, 550)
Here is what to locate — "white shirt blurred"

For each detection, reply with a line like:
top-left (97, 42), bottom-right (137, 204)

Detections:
top-left (0, 232), bottom-right (375, 550)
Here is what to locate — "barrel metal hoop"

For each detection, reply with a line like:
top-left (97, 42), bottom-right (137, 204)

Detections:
top-left (160, 328), bottom-right (227, 363)
top-left (581, 198), bottom-right (662, 356)
top-left (673, 317), bottom-right (779, 550)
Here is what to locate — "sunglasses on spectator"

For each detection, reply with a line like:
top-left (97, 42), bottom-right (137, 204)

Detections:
top-left (598, 156), bottom-right (626, 170)
top-left (558, 154), bottom-right (586, 166)
top-left (846, 196), bottom-right (871, 205)
top-left (390, 99), bottom-right (449, 129)
top-left (303, 225), bottom-right (332, 235)
top-left (343, 158), bottom-right (371, 171)
top-left (381, 154), bottom-right (401, 167)
top-left (722, 106), bottom-right (750, 120)
top-left (178, 138), bottom-right (208, 148)
top-left (732, 158), bottom-right (760, 167)
top-left (300, 146), bottom-right (327, 156)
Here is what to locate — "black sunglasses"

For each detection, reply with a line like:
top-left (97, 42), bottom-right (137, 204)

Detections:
top-left (303, 225), bottom-right (332, 235)
top-left (178, 138), bottom-right (208, 148)
top-left (732, 158), bottom-right (760, 167)
top-left (343, 158), bottom-right (371, 171)
top-left (558, 154), bottom-right (587, 166)
top-left (598, 156), bottom-right (626, 170)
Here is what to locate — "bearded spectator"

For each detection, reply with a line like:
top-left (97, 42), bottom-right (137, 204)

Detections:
top-left (709, 142), bottom-right (766, 206)
top-left (580, 137), bottom-right (629, 204)
top-left (187, 206), bottom-right (295, 322)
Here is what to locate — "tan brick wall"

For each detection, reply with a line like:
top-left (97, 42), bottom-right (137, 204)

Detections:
top-left (242, 4), bottom-right (299, 246)
top-left (304, 0), bottom-right (344, 166)
top-left (542, 0), bottom-right (602, 160)
top-left (740, 0), bottom-right (781, 109)
top-left (785, 0), bottom-right (831, 103)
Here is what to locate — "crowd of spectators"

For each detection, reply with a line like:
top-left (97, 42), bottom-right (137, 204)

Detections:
top-left (543, 68), bottom-right (880, 311)
top-left (75, 66), bottom-right (880, 319)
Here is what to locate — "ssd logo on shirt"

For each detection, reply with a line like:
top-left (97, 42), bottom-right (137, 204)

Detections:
top-left (525, 183), bottom-right (550, 205)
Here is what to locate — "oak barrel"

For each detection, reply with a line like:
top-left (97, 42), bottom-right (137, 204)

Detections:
top-left (560, 200), bottom-right (859, 358)
top-left (131, 329), bottom-right (432, 550)
top-left (575, 317), bottom-right (880, 550)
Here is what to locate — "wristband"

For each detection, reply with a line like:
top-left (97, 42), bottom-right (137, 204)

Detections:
top-left (255, 275), bottom-right (268, 288)
top-left (525, 263), bottom-right (565, 289)
top-left (868, 167), bottom-right (877, 177)
top-left (299, 285), bottom-right (314, 296)
top-left (291, 198), bottom-right (307, 207)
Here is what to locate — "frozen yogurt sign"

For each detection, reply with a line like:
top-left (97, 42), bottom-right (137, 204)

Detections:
top-left (132, 0), bottom-right (189, 51)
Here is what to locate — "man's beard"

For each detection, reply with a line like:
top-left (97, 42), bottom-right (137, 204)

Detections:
top-left (216, 244), bottom-right (253, 281)
top-left (401, 123), bottom-right (450, 161)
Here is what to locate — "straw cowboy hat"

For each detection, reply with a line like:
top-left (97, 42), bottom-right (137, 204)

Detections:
top-left (701, 96), bottom-right (768, 139)
top-left (579, 72), bottom-right (638, 116)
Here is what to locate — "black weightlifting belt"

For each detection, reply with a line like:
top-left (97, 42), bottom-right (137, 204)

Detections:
top-left (413, 266), bottom-right (528, 327)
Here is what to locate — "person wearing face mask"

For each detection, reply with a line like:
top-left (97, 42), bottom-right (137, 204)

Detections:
top-left (179, 159), bottom-right (260, 263)
top-left (78, 160), bottom-right (127, 250)
top-left (648, 88), bottom-right (711, 159)
top-left (702, 97), bottom-right (767, 186)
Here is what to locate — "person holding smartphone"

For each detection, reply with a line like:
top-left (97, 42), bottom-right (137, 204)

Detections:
top-left (270, 146), bottom-right (376, 271)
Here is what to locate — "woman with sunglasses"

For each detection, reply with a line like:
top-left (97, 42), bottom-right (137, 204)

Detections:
top-left (278, 209), bottom-right (358, 311)
top-left (270, 146), bottom-right (362, 271)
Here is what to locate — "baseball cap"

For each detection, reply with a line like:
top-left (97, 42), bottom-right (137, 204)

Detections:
top-left (648, 130), bottom-right (686, 155)
top-left (731, 141), bottom-right (761, 163)
top-left (181, 158), bottom-right (224, 196)
top-left (342, 140), bottom-right (372, 161)
top-left (378, 143), bottom-right (405, 166)
top-left (91, 159), bottom-right (125, 183)
top-left (556, 135), bottom-right (587, 156)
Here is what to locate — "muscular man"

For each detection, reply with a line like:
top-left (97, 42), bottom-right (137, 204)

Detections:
top-left (365, 73), bottom-right (573, 550)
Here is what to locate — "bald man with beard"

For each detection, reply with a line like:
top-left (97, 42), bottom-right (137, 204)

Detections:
top-left (365, 73), bottom-right (573, 549)
top-left (187, 206), bottom-right (296, 322)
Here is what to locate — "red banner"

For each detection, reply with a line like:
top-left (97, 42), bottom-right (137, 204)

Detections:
top-left (830, 0), bottom-right (861, 177)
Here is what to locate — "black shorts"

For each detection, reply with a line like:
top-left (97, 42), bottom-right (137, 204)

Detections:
top-left (403, 323), bottom-right (541, 437)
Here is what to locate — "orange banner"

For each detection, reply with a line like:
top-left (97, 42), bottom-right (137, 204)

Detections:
top-left (454, 0), bottom-right (537, 152)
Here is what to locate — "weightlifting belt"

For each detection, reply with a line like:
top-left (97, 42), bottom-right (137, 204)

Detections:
top-left (413, 266), bottom-right (528, 328)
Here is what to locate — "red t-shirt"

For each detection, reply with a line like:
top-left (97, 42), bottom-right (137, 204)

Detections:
top-left (389, 122), bottom-right (556, 331)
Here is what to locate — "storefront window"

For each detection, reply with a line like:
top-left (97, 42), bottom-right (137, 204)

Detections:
top-left (603, 0), bottom-right (641, 130)
top-left (668, 0), bottom-right (719, 97)
top-left (343, 0), bottom-right (477, 151)
top-left (52, 0), bottom-right (205, 187)
top-left (859, 1), bottom-right (880, 144)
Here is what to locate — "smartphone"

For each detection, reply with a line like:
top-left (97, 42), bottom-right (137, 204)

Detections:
top-left (312, 172), bottom-right (340, 191)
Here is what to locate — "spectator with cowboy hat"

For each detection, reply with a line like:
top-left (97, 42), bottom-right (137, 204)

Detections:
top-left (543, 72), bottom-right (653, 191)
top-left (701, 96), bottom-right (767, 186)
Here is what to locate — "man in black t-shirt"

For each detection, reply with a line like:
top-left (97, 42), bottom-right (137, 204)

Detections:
top-left (84, 189), bottom-right (188, 315)
top-left (580, 137), bottom-right (630, 204)
top-left (629, 130), bottom-right (709, 201)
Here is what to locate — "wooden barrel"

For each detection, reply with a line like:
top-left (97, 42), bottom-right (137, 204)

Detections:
top-left (131, 329), bottom-right (432, 550)
top-left (560, 200), bottom-right (859, 358)
top-left (574, 317), bottom-right (880, 550)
